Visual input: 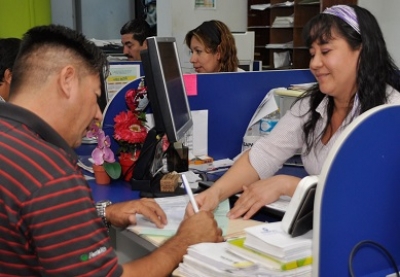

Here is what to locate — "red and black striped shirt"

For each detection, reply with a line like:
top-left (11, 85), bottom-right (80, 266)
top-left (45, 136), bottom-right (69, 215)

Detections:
top-left (0, 103), bottom-right (123, 276)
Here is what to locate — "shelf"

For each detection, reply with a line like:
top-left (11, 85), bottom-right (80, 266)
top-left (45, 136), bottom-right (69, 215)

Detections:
top-left (248, 0), bottom-right (358, 69)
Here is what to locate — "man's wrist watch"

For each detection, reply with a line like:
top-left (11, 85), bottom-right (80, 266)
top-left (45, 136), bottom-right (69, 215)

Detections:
top-left (95, 200), bottom-right (112, 230)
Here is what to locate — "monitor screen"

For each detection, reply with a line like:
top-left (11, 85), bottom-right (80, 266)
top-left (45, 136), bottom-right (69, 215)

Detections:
top-left (141, 37), bottom-right (193, 143)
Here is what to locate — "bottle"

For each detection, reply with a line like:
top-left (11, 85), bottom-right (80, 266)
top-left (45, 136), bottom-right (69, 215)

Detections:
top-left (259, 110), bottom-right (280, 136)
top-left (246, 123), bottom-right (261, 137)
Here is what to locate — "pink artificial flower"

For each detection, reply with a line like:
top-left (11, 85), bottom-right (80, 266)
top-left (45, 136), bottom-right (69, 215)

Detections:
top-left (91, 128), bottom-right (116, 165)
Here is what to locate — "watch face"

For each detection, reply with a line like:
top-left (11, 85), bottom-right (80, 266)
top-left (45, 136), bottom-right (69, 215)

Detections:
top-left (96, 200), bottom-right (112, 206)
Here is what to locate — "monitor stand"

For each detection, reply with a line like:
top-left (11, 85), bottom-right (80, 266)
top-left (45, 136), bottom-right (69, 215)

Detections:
top-left (131, 127), bottom-right (162, 191)
top-left (130, 128), bottom-right (189, 194)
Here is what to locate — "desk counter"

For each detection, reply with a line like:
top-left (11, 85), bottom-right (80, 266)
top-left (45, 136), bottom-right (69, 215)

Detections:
top-left (87, 179), bottom-right (140, 203)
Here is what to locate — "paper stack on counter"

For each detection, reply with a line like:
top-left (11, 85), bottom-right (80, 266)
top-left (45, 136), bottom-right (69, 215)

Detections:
top-left (227, 237), bottom-right (312, 272)
top-left (244, 221), bottom-right (313, 262)
top-left (178, 241), bottom-right (312, 277)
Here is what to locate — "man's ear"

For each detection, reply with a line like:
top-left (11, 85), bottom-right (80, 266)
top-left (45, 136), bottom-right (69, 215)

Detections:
top-left (142, 39), bottom-right (148, 49)
top-left (3, 69), bottom-right (12, 84)
top-left (59, 65), bottom-right (76, 99)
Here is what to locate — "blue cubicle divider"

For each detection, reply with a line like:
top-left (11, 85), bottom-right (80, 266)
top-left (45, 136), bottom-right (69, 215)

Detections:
top-left (188, 69), bottom-right (315, 160)
top-left (98, 68), bottom-right (315, 161)
top-left (313, 104), bottom-right (400, 276)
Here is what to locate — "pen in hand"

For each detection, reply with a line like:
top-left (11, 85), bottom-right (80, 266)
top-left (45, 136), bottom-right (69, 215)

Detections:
top-left (181, 174), bottom-right (199, 213)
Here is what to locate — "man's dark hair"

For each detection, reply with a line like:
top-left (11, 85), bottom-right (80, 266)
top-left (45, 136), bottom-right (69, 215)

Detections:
top-left (10, 25), bottom-right (109, 106)
top-left (0, 38), bottom-right (21, 83)
top-left (120, 18), bottom-right (152, 45)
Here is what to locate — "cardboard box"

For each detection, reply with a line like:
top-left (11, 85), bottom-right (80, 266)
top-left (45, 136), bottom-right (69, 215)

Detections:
top-left (160, 173), bottom-right (181, 192)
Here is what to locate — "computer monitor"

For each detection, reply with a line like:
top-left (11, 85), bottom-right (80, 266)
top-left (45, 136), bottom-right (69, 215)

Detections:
top-left (232, 31), bottom-right (255, 71)
top-left (132, 37), bottom-right (192, 185)
top-left (142, 36), bottom-right (193, 143)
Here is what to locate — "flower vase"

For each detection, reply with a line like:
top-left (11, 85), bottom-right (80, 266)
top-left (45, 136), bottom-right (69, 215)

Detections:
top-left (119, 151), bottom-right (140, 182)
top-left (92, 164), bottom-right (111, 185)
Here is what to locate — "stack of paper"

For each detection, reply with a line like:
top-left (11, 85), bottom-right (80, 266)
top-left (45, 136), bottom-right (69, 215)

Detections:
top-left (265, 41), bottom-right (293, 49)
top-left (270, 1), bottom-right (294, 8)
top-left (272, 15), bottom-right (294, 28)
top-left (250, 3), bottom-right (271, 10)
top-left (244, 222), bottom-right (312, 262)
top-left (178, 241), bottom-right (312, 277)
top-left (227, 237), bottom-right (312, 271)
top-left (299, 0), bottom-right (319, 4)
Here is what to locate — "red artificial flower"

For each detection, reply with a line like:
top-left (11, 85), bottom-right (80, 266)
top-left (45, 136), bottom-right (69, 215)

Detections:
top-left (113, 79), bottom-right (148, 155)
top-left (114, 110), bottom-right (147, 144)
top-left (125, 89), bottom-right (139, 111)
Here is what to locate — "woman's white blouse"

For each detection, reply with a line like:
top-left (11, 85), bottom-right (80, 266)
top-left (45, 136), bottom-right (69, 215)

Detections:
top-left (249, 85), bottom-right (400, 179)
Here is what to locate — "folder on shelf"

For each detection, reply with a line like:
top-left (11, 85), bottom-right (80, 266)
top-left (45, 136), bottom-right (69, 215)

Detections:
top-left (270, 1), bottom-right (294, 8)
top-left (272, 15), bottom-right (294, 28)
top-left (265, 41), bottom-right (293, 49)
top-left (250, 3), bottom-right (271, 10)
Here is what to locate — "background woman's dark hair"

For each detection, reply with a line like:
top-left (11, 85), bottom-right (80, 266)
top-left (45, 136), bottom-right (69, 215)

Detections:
top-left (184, 20), bottom-right (239, 72)
top-left (298, 5), bottom-right (400, 153)
top-left (0, 38), bottom-right (21, 83)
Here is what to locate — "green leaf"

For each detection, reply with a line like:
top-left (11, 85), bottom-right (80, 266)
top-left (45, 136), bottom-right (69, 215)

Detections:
top-left (104, 162), bottom-right (122, 179)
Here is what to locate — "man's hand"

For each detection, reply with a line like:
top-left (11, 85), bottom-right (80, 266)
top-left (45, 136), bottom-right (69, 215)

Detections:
top-left (176, 211), bottom-right (224, 245)
top-left (106, 198), bottom-right (168, 228)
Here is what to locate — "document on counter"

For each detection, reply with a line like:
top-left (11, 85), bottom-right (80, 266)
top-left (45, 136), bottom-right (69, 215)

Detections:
top-left (129, 195), bottom-right (229, 237)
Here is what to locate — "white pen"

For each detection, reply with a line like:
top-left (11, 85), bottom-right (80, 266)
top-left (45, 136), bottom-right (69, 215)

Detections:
top-left (181, 174), bottom-right (199, 213)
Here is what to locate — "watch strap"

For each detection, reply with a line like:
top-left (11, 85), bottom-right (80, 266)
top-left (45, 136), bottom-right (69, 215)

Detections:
top-left (95, 200), bottom-right (112, 231)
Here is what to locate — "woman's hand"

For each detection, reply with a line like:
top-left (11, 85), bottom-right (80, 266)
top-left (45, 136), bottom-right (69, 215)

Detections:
top-left (228, 175), bottom-right (301, 219)
top-left (106, 198), bottom-right (168, 228)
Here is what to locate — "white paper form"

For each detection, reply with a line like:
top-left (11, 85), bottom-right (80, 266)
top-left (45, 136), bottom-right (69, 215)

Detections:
top-left (129, 196), bottom-right (229, 237)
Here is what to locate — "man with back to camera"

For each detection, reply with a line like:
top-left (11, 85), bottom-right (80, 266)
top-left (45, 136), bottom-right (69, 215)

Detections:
top-left (0, 24), bottom-right (223, 276)
top-left (120, 18), bottom-right (152, 61)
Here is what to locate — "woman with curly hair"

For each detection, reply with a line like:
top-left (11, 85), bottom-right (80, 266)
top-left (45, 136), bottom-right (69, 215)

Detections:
top-left (184, 20), bottom-right (242, 73)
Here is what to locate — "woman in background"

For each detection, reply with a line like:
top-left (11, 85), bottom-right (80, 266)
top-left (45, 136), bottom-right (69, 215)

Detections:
top-left (184, 20), bottom-right (242, 73)
top-left (0, 38), bottom-right (21, 102)
top-left (186, 5), bottom-right (400, 219)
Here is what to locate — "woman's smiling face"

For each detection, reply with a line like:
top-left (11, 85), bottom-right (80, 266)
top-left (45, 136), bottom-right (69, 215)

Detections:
top-left (309, 28), bottom-right (361, 99)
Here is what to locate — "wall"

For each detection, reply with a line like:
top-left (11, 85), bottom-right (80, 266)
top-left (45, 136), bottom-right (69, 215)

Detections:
top-left (0, 0), bottom-right (51, 38)
top-left (358, 0), bottom-right (400, 67)
top-left (51, 0), bottom-right (135, 40)
top-left (157, 0), bottom-right (248, 73)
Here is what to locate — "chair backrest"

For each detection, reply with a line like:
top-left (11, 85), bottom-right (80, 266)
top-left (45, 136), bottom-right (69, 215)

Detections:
top-left (313, 104), bottom-right (400, 277)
